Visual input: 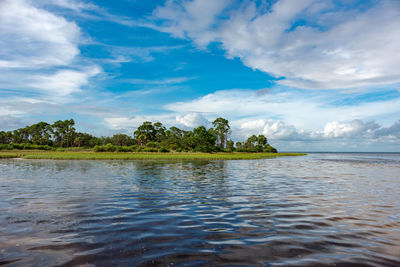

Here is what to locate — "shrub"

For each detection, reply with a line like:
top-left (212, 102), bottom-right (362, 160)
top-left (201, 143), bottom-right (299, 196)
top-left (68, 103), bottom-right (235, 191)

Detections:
top-left (93, 145), bottom-right (104, 152)
top-left (116, 146), bottom-right (132, 152)
top-left (159, 147), bottom-right (169, 153)
top-left (93, 143), bottom-right (117, 152)
top-left (145, 142), bottom-right (159, 148)
top-left (143, 147), bottom-right (158, 152)
top-left (195, 145), bottom-right (213, 153)
top-left (263, 145), bottom-right (277, 153)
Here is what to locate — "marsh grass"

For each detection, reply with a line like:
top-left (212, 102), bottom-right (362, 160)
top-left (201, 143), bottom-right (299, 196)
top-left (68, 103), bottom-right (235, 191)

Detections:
top-left (0, 150), bottom-right (306, 160)
top-left (0, 153), bottom-right (21, 159)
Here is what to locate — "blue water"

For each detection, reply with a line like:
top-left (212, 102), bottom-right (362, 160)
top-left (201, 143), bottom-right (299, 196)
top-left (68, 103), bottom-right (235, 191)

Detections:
top-left (0, 153), bottom-right (399, 266)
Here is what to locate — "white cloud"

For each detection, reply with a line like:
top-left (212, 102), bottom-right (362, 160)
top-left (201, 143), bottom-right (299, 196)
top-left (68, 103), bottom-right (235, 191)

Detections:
top-left (239, 119), bottom-right (311, 140)
top-left (29, 67), bottom-right (101, 97)
top-left (105, 45), bottom-right (184, 64)
top-left (0, 0), bottom-right (80, 69)
top-left (0, 106), bottom-right (25, 116)
top-left (0, 0), bottom-right (101, 100)
top-left (374, 120), bottom-right (400, 139)
top-left (42, 0), bottom-right (97, 12)
top-left (164, 88), bottom-right (400, 130)
top-left (323, 120), bottom-right (379, 138)
top-left (125, 77), bottom-right (194, 85)
top-left (237, 117), bottom-right (400, 148)
top-left (152, 0), bottom-right (231, 47)
top-left (152, 0), bottom-right (400, 89)
top-left (176, 113), bottom-right (210, 128)
top-left (38, 0), bottom-right (136, 26)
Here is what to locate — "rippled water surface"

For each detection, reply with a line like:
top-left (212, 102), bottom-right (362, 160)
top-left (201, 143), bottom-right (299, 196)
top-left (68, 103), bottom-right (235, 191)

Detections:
top-left (1, 153), bottom-right (400, 266)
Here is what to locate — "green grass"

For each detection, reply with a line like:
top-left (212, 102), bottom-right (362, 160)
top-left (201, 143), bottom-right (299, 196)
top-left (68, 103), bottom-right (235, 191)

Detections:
top-left (0, 150), bottom-right (306, 160)
top-left (0, 153), bottom-right (21, 159)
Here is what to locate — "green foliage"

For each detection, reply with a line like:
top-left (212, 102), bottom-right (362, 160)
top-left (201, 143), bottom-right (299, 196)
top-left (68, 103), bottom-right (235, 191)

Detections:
top-left (0, 143), bottom-right (53, 151)
top-left (1, 117), bottom-right (279, 153)
top-left (145, 141), bottom-right (159, 148)
top-left (159, 147), bottom-right (170, 153)
top-left (134, 121), bottom-right (156, 146)
top-left (143, 147), bottom-right (158, 152)
top-left (111, 134), bottom-right (136, 146)
top-left (226, 140), bottom-right (234, 151)
top-left (212, 117), bottom-right (230, 148)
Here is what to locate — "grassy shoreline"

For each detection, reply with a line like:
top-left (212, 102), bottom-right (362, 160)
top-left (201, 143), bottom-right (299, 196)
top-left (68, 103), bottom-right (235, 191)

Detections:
top-left (0, 150), bottom-right (306, 160)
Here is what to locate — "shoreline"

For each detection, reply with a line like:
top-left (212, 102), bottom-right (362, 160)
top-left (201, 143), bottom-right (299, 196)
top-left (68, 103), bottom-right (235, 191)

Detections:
top-left (0, 150), bottom-right (306, 161)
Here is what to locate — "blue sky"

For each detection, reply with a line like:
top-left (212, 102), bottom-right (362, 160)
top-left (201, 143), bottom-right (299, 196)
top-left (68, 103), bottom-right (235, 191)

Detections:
top-left (0, 0), bottom-right (400, 152)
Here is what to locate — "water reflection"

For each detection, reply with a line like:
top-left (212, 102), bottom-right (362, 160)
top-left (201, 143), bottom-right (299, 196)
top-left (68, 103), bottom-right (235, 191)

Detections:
top-left (0, 154), bottom-right (399, 266)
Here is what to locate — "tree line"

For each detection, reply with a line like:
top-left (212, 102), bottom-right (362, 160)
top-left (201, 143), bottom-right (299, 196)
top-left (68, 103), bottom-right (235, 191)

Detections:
top-left (0, 118), bottom-right (277, 153)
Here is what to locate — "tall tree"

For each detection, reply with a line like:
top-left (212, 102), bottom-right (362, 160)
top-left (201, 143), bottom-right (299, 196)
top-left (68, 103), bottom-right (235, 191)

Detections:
top-left (192, 126), bottom-right (216, 152)
top-left (52, 119), bottom-right (75, 147)
top-left (212, 117), bottom-right (230, 148)
top-left (245, 135), bottom-right (258, 150)
top-left (153, 122), bottom-right (167, 142)
top-left (257, 135), bottom-right (268, 148)
top-left (134, 122), bottom-right (155, 146)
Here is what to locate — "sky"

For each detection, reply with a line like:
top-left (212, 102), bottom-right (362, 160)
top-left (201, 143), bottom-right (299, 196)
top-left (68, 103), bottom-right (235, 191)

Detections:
top-left (0, 0), bottom-right (399, 152)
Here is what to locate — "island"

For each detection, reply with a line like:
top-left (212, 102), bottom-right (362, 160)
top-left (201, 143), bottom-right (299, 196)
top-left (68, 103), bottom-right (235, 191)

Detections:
top-left (0, 118), bottom-right (305, 160)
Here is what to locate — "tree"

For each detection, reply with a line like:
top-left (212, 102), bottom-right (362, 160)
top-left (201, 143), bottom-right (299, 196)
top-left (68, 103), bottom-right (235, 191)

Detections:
top-left (236, 141), bottom-right (243, 149)
top-left (192, 126), bottom-right (216, 152)
top-left (212, 117), bottom-right (230, 148)
top-left (52, 119), bottom-right (75, 147)
top-left (74, 132), bottom-right (100, 147)
top-left (74, 137), bottom-right (84, 147)
top-left (257, 135), bottom-right (267, 148)
top-left (226, 140), bottom-right (234, 150)
top-left (134, 122), bottom-right (155, 146)
top-left (163, 126), bottom-right (185, 150)
top-left (245, 135), bottom-right (258, 151)
top-left (0, 131), bottom-right (11, 144)
top-left (153, 122), bottom-right (166, 142)
top-left (0, 117), bottom-right (278, 153)
top-left (111, 134), bottom-right (135, 146)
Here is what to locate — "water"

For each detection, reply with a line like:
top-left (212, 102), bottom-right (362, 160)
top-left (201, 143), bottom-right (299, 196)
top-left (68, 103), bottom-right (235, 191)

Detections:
top-left (0, 153), bottom-right (399, 266)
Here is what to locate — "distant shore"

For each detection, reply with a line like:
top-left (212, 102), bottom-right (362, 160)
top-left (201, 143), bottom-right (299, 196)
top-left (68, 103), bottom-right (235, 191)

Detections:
top-left (0, 150), bottom-right (306, 160)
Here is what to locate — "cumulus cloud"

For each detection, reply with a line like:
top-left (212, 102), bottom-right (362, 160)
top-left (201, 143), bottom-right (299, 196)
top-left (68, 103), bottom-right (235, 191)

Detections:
top-left (239, 119), bottom-right (312, 141)
top-left (164, 88), bottom-right (400, 130)
top-left (0, 0), bottom-right (100, 100)
top-left (323, 120), bottom-right (379, 138)
top-left (175, 113), bottom-right (210, 128)
top-left (237, 117), bottom-right (400, 145)
top-left (321, 119), bottom-right (400, 145)
top-left (374, 120), bottom-right (400, 139)
top-left (0, 0), bottom-right (80, 69)
top-left (151, 0), bottom-right (400, 89)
